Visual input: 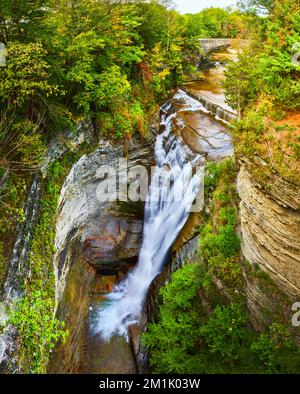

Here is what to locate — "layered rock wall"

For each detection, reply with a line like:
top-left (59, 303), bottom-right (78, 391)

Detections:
top-left (237, 163), bottom-right (300, 328)
top-left (50, 132), bottom-right (155, 372)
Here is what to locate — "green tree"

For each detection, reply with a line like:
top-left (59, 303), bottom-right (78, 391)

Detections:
top-left (226, 0), bottom-right (300, 113)
top-left (143, 263), bottom-right (207, 373)
top-left (224, 48), bottom-right (260, 117)
top-left (238, 0), bottom-right (274, 14)
top-left (199, 303), bottom-right (248, 361)
top-left (0, 42), bottom-right (56, 110)
top-left (0, 0), bottom-right (50, 42)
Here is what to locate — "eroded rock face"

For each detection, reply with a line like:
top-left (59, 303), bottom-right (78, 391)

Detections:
top-left (54, 137), bottom-right (154, 304)
top-left (237, 164), bottom-right (300, 300)
top-left (50, 132), bottom-right (155, 373)
top-left (48, 241), bottom-right (97, 373)
top-left (83, 218), bottom-right (143, 269)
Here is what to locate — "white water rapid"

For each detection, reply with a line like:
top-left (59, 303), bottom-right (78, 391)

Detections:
top-left (95, 102), bottom-right (205, 341)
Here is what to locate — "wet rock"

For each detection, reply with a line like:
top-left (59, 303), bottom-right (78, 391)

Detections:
top-left (48, 240), bottom-right (97, 373)
top-left (130, 236), bottom-right (200, 373)
top-left (129, 323), bottom-right (149, 374)
top-left (180, 82), bottom-right (236, 124)
top-left (50, 129), bottom-right (156, 373)
top-left (49, 248), bottom-right (138, 374)
top-left (83, 218), bottom-right (143, 269)
top-left (54, 136), bottom-right (154, 303)
top-left (84, 334), bottom-right (137, 374)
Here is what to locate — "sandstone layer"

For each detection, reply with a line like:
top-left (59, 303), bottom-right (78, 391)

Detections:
top-left (237, 163), bottom-right (300, 301)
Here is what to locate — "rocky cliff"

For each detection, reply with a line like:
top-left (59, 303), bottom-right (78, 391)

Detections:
top-left (54, 138), bottom-right (154, 304)
top-left (49, 125), bottom-right (156, 372)
top-left (237, 161), bottom-right (300, 328)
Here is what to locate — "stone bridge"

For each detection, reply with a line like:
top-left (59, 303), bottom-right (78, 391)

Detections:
top-left (199, 38), bottom-right (248, 55)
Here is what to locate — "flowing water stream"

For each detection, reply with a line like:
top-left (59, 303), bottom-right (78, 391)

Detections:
top-left (95, 103), bottom-right (205, 341)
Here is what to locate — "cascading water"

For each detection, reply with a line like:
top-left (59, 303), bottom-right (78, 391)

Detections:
top-left (179, 87), bottom-right (237, 124)
top-left (95, 106), bottom-right (204, 341)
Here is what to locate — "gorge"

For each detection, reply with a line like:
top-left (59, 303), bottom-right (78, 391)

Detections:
top-left (0, 0), bottom-right (299, 376)
top-left (46, 48), bottom-right (236, 373)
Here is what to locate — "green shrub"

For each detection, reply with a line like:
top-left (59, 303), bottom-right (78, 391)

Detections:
top-left (251, 323), bottom-right (300, 373)
top-left (208, 255), bottom-right (243, 291)
top-left (216, 225), bottom-right (240, 258)
top-left (204, 161), bottom-right (220, 197)
top-left (9, 290), bottom-right (68, 373)
top-left (199, 303), bottom-right (248, 361)
top-left (200, 224), bottom-right (240, 260)
top-left (219, 207), bottom-right (237, 226)
top-left (142, 263), bottom-right (207, 373)
top-left (144, 261), bottom-right (299, 374)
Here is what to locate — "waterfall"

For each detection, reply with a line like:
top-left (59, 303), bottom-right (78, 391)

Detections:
top-left (95, 110), bottom-right (204, 341)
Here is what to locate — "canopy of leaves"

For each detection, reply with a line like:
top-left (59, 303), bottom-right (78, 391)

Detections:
top-left (225, 0), bottom-right (300, 115)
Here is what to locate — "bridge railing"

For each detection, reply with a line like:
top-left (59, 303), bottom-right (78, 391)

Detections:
top-left (199, 38), bottom-right (249, 55)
